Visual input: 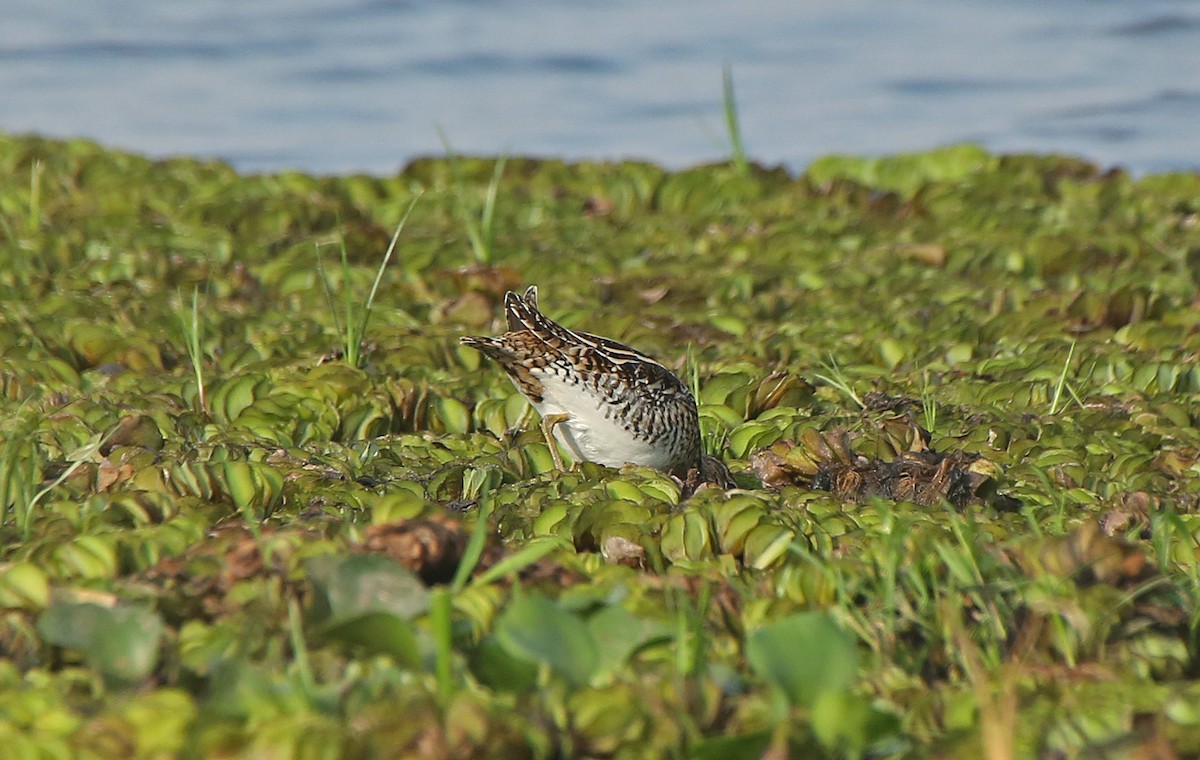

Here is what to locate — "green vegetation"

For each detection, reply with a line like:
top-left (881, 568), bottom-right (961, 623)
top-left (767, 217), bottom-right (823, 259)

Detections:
top-left (722, 63), bottom-right (750, 178)
top-left (1, 131), bottom-right (1199, 758)
top-left (440, 131), bottom-right (507, 265)
top-left (175, 285), bottom-right (208, 413)
top-left (316, 197), bottom-right (422, 369)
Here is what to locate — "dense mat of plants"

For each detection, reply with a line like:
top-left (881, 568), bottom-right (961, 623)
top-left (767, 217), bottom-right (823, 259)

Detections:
top-left (1, 132), bottom-right (1199, 759)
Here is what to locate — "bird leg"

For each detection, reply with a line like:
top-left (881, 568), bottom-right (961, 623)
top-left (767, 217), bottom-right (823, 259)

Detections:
top-left (539, 413), bottom-right (571, 471)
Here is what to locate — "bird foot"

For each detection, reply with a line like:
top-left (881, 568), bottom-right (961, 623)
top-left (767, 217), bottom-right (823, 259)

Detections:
top-left (677, 454), bottom-right (736, 499)
top-left (539, 413), bottom-right (571, 471)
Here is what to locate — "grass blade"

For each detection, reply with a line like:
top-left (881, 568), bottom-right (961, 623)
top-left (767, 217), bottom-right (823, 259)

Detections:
top-left (175, 286), bottom-right (207, 414)
top-left (722, 63), bottom-right (749, 177)
top-left (1049, 339), bottom-right (1077, 416)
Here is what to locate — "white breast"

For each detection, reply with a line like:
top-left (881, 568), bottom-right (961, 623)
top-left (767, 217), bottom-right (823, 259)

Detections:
top-left (526, 374), bottom-right (672, 470)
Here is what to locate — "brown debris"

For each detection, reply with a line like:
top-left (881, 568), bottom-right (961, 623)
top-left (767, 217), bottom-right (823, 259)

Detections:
top-left (361, 515), bottom-right (585, 588)
top-left (470, 538), bottom-right (585, 588)
top-left (318, 343), bottom-right (376, 365)
top-left (223, 532), bottom-right (266, 586)
top-left (582, 195), bottom-right (615, 217)
top-left (751, 426), bottom-right (1018, 511)
top-left (636, 286), bottom-right (669, 305)
top-left (362, 515), bottom-right (469, 585)
top-left (668, 321), bottom-right (740, 347)
top-left (748, 448), bottom-right (794, 490)
top-left (141, 522), bottom-right (289, 621)
top-left (862, 390), bottom-right (924, 414)
top-left (813, 449), bottom-right (1011, 509)
top-left (94, 458), bottom-right (134, 492)
top-left (1013, 521), bottom-right (1188, 637)
top-left (1099, 491), bottom-right (1156, 538)
top-left (498, 551), bottom-right (586, 588)
top-left (601, 535), bottom-right (646, 568)
top-left (895, 242), bottom-right (947, 267)
top-left (1155, 447), bottom-right (1200, 479)
top-left (435, 291), bottom-right (495, 327)
top-left (1127, 714), bottom-right (1181, 760)
top-left (103, 414), bottom-right (165, 453)
top-left (1028, 520), bottom-right (1152, 588)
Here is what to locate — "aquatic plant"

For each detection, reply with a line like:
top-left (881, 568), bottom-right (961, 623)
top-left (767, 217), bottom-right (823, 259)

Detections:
top-left (0, 131), bottom-right (1198, 757)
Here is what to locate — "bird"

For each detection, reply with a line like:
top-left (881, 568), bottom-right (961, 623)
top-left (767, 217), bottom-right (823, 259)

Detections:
top-left (460, 286), bottom-right (730, 486)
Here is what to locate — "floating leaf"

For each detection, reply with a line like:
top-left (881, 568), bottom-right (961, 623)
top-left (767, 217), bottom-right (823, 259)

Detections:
top-left (305, 554), bottom-right (428, 662)
top-left (222, 460), bottom-right (284, 515)
top-left (660, 510), bottom-right (714, 564)
top-left (741, 523), bottom-right (795, 569)
top-left (434, 396), bottom-right (472, 434)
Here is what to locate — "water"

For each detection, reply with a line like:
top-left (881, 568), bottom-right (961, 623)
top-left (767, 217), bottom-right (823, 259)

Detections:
top-left (2, 0), bottom-right (1199, 175)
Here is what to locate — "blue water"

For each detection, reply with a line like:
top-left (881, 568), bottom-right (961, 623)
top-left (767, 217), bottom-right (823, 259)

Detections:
top-left (2, 0), bottom-right (1199, 175)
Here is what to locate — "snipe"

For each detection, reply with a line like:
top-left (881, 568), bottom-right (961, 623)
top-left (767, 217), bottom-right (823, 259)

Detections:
top-left (461, 286), bottom-right (728, 485)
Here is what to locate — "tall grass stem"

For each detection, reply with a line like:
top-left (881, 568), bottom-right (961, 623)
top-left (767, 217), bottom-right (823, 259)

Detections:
top-left (722, 63), bottom-right (750, 177)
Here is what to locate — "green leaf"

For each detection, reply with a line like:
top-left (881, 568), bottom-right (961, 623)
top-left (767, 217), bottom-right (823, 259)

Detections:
top-left (222, 461), bottom-right (259, 513)
top-left (37, 602), bottom-right (163, 683)
top-left (806, 143), bottom-right (991, 197)
top-left (38, 602), bottom-right (106, 651)
top-left (0, 562), bottom-right (50, 609)
top-left (728, 421), bottom-right (782, 459)
top-left (877, 337), bottom-right (907, 370)
top-left (468, 635), bottom-right (539, 693)
top-left (203, 660), bottom-right (307, 721)
top-left (690, 731), bottom-right (773, 760)
top-left (660, 510), bottom-right (714, 564)
top-left (306, 554), bottom-right (429, 623)
top-left (319, 611), bottom-right (421, 666)
top-left (746, 611), bottom-right (860, 707)
top-left (495, 594), bottom-right (598, 686)
top-left (742, 523), bottom-right (796, 569)
top-left (436, 396), bottom-right (471, 434)
top-left (586, 604), bottom-right (673, 678)
top-left (305, 555), bottom-right (425, 666)
top-left (811, 690), bottom-right (903, 756)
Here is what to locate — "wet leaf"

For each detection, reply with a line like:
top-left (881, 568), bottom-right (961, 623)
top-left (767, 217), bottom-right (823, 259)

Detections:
top-left (435, 396), bottom-right (472, 434)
